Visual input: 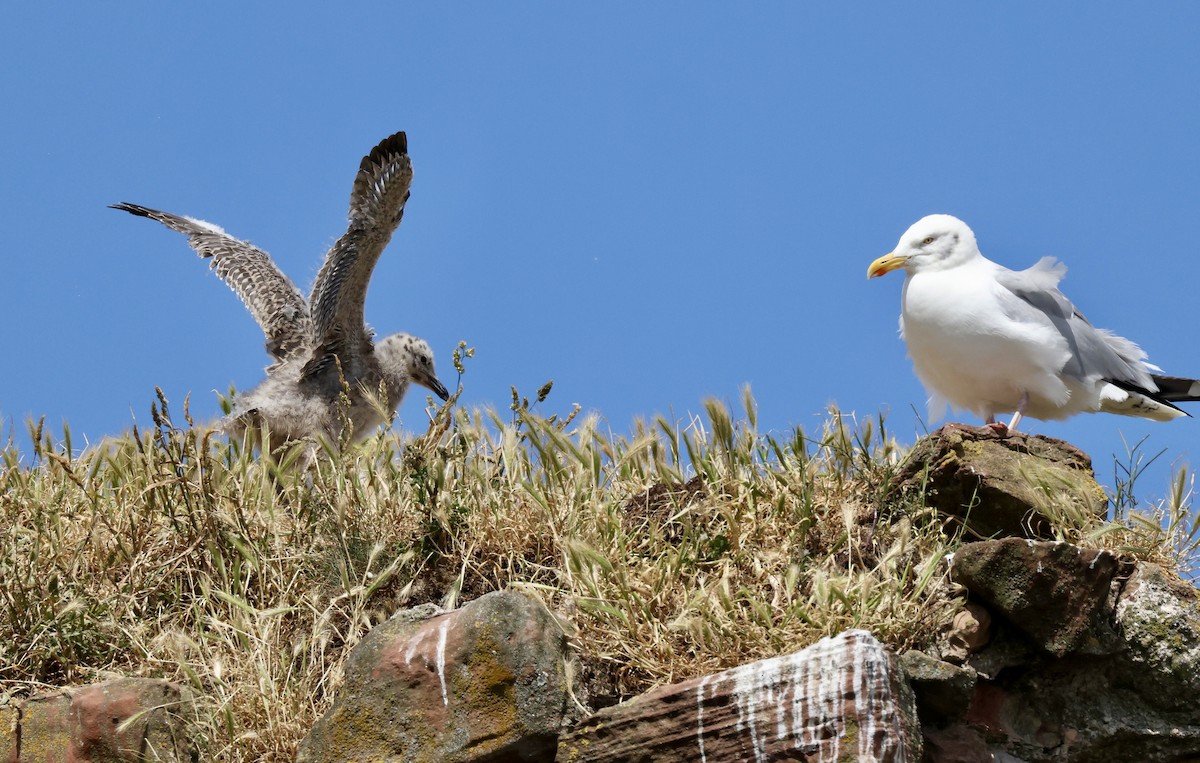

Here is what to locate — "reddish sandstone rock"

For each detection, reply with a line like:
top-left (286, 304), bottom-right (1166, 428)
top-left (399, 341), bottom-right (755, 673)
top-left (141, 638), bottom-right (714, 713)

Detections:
top-left (71, 679), bottom-right (196, 762)
top-left (297, 590), bottom-right (574, 763)
top-left (557, 629), bottom-right (920, 762)
top-left (0, 678), bottom-right (196, 762)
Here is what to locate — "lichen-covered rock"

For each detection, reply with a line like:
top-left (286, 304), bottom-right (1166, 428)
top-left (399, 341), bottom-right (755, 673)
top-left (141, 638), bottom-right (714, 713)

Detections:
top-left (0, 704), bottom-right (17, 761)
top-left (950, 538), bottom-right (1123, 657)
top-left (558, 629), bottom-right (920, 762)
top-left (891, 423), bottom-right (1106, 539)
top-left (1114, 562), bottom-right (1200, 714)
top-left (10, 692), bottom-right (72, 762)
top-left (0, 678), bottom-right (197, 762)
top-left (296, 590), bottom-right (574, 763)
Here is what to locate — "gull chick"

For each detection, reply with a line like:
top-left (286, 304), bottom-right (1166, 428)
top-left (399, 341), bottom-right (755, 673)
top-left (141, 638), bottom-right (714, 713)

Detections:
top-left (868, 214), bottom-right (1200, 431)
top-left (112, 131), bottom-right (449, 452)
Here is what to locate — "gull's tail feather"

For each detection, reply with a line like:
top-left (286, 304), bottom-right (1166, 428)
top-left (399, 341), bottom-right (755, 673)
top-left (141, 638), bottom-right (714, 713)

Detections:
top-left (1101, 377), bottom-right (1190, 420)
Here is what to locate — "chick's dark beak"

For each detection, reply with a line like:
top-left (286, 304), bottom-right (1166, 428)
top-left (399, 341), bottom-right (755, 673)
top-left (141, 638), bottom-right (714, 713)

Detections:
top-left (424, 374), bottom-right (450, 401)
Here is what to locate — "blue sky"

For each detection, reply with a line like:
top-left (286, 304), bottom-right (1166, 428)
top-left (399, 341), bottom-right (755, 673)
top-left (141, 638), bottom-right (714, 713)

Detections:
top-left (4, 4), bottom-right (1200, 505)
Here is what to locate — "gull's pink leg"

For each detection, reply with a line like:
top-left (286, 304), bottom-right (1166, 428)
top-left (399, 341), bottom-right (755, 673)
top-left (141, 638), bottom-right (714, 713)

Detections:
top-left (1006, 391), bottom-right (1030, 432)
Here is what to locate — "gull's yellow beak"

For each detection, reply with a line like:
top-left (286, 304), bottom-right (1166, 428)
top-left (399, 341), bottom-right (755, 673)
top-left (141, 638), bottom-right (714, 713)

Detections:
top-left (867, 252), bottom-right (908, 279)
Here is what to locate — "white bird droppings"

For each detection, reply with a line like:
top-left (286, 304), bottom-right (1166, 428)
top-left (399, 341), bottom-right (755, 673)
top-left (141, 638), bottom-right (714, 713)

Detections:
top-left (694, 629), bottom-right (908, 762)
top-left (436, 618), bottom-right (451, 707)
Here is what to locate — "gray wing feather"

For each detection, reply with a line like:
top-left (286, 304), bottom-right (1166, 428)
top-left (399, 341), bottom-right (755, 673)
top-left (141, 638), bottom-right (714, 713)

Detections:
top-left (110, 202), bottom-right (311, 364)
top-left (996, 257), bottom-right (1156, 391)
top-left (302, 131), bottom-right (412, 383)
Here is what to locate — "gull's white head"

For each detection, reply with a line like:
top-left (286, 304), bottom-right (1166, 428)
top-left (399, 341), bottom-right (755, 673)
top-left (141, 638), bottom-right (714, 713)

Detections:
top-left (867, 214), bottom-right (979, 278)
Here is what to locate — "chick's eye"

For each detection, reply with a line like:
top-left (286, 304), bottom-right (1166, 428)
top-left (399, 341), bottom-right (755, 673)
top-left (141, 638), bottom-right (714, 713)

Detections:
top-left (921, 236), bottom-right (936, 245)
top-left (421, 355), bottom-right (430, 366)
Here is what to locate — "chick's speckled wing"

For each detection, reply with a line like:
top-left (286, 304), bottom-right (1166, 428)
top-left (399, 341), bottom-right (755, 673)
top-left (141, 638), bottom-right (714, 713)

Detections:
top-left (302, 131), bottom-right (413, 384)
top-left (110, 202), bottom-right (311, 364)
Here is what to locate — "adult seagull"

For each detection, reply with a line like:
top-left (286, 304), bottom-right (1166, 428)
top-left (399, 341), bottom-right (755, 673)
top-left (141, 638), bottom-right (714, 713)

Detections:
top-left (112, 131), bottom-right (449, 453)
top-left (868, 214), bottom-right (1200, 431)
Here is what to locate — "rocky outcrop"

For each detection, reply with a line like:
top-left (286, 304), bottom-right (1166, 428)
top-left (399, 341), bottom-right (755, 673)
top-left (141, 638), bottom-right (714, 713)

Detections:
top-left (296, 590), bottom-right (576, 763)
top-left (908, 541), bottom-right (1200, 762)
top-left (0, 678), bottom-right (197, 762)
top-left (883, 425), bottom-right (1200, 762)
top-left (890, 423), bottom-right (1107, 538)
top-left (558, 629), bottom-right (921, 762)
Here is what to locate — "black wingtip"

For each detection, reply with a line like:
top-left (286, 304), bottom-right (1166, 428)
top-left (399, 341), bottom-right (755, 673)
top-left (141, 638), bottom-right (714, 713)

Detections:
top-left (109, 202), bottom-right (152, 218)
top-left (380, 130), bottom-right (407, 155)
top-left (1151, 374), bottom-right (1200, 403)
top-left (360, 131), bottom-right (408, 172)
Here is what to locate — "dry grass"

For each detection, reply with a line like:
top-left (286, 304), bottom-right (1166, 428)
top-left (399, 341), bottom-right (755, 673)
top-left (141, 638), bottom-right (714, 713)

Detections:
top-left (1029, 436), bottom-right (1200, 578)
top-left (0, 380), bottom-right (1195, 760)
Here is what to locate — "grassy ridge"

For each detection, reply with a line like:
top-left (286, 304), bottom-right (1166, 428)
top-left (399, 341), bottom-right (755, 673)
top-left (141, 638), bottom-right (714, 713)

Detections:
top-left (1, 386), bottom-right (1195, 761)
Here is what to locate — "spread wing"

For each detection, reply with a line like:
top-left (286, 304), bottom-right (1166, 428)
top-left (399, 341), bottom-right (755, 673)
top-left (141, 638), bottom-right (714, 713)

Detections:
top-left (301, 131), bottom-right (412, 383)
top-left (110, 202), bottom-right (311, 364)
top-left (996, 257), bottom-right (1156, 392)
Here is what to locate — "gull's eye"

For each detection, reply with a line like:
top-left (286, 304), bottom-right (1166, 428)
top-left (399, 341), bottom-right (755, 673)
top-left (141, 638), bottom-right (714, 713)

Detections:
top-left (921, 236), bottom-right (936, 245)
top-left (420, 355), bottom-right (431, 367)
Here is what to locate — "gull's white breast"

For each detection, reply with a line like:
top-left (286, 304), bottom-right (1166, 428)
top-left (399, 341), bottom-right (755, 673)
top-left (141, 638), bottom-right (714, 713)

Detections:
top-left (900, 259), bottom-right (1074, 420)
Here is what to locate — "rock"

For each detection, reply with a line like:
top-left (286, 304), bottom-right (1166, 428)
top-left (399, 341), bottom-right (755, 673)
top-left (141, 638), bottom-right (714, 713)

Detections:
top-left (957, 652), bottom-right (1200, 762)
top-left (1114, 562), bottom-right (1200, 714)
top-left (950, 538), bottom-right (1123, 657)
top-left (8, 692), bottom-right (72, 762)
top-left (890, 423), bottom-right (1106, 539)
top-left (960, 622), bottom-right (1034, 682)
top-left (921, 724), bottom-right (991, 763)
top-left (0, 678), bottom-right (197, 762)
top-left (297, 590), bottom-right (574, 763)
top-left (0, 705), bottom-right (16, 761)
top-left (930, 553), bottom-right (1200, 762)
top-left (899, 650), bottom-right (976, 723)
top-left (557, 629), bottom-right (920, 763)
top-left (942, 603), bottom-right (992, 663)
